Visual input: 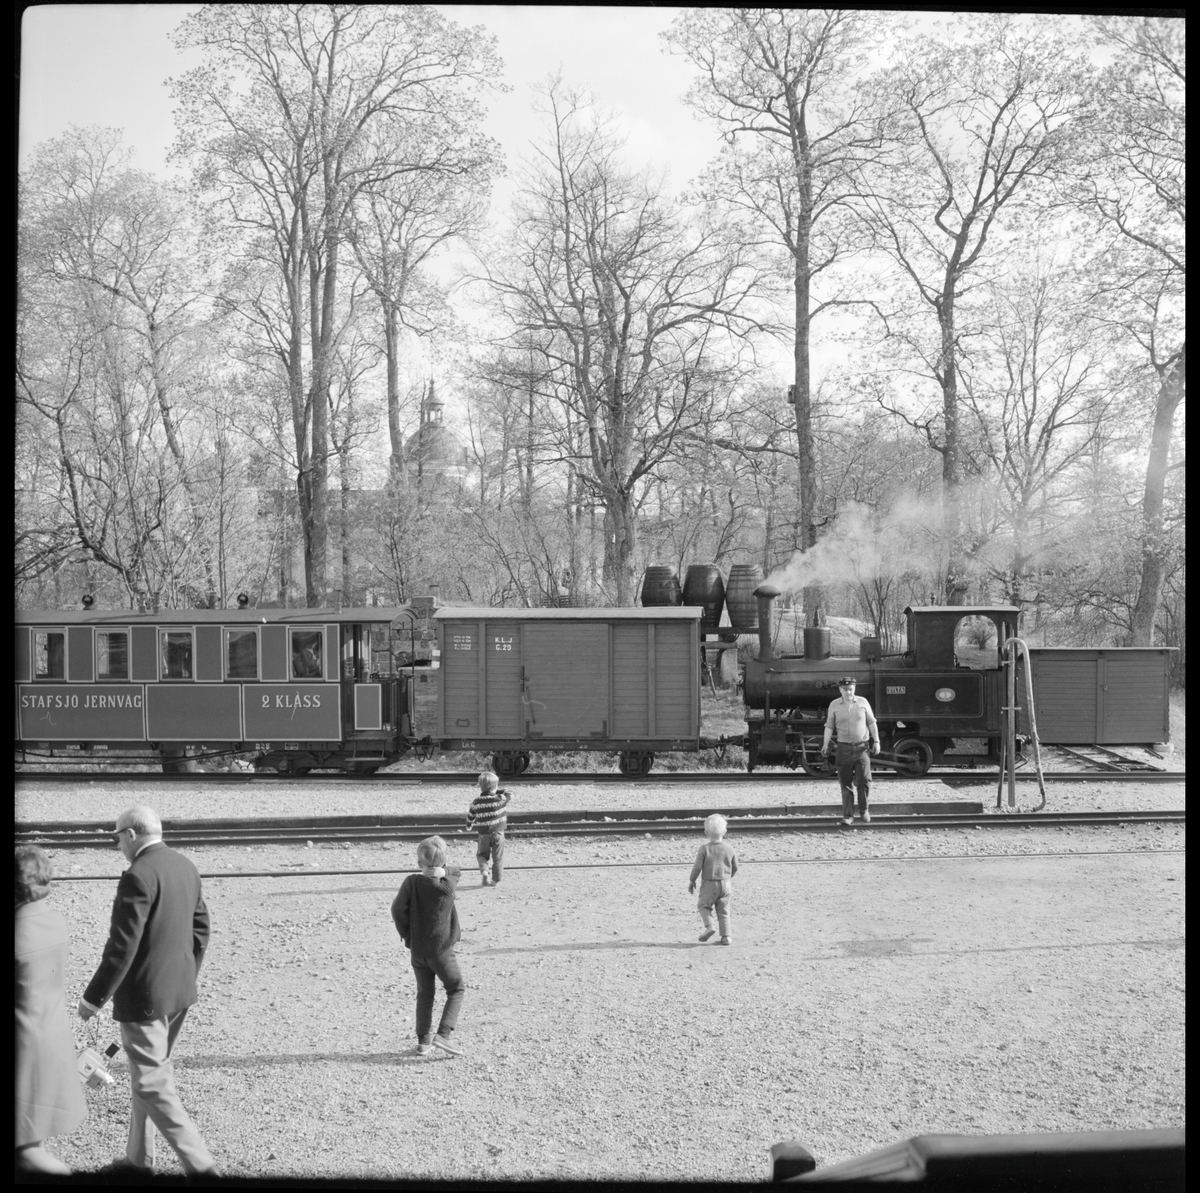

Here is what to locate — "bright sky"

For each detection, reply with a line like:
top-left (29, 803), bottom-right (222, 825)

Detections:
top-left (19, 3), bottom-right (724, 195)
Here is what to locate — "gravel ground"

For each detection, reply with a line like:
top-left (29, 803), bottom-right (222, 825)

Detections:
top-left (20, 770), bottom-right (1185, 1182)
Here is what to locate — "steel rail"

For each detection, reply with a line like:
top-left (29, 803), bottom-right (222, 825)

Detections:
top-left (17, 808), bottom-right (1185, 850)
top-left (13, 767), bottom-right (1181, 785)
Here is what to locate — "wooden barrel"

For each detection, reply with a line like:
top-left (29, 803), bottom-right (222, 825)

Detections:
top-left (725, 564), bottom-right (765, 631)
top-left (682, 564), bottom-right (726, 633)
top-left (640, 565), bottom-right (682, 607)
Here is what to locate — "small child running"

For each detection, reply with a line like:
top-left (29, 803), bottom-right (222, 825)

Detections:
top-left (466, 771), bottom-right (512, 887)
top-left (688, 813), bottom-right (739, 945)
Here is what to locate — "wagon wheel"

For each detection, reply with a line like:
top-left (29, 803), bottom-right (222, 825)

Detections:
top-left (353, 764), bottom-right (380, 776)
top-left (618, 751), bottom-right (654, 777)
top-left (492, 752), bottom-right (521, 779)
top-left (891, 737), bottom-right (933, 777)
top-left (515, 752), bottom-right (531, 775)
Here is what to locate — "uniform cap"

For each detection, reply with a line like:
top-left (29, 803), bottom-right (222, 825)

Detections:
top-left (837, 676), bottom-right (856, 685)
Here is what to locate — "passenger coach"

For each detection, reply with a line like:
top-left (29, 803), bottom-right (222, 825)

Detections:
top-left (15, 607), bottom-right (415, 773)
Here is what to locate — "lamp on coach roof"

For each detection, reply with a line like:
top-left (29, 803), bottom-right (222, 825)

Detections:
top-left (237, 593), bottom-right (251, 608)
top-left (81, 594), bottom-right (95, 608)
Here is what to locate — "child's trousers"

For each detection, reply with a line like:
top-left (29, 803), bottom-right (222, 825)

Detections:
top-left (697, 878), bottom-right (732, 938)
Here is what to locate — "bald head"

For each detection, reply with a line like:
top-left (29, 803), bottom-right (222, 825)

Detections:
top-left (116, 806), bottom-right (163, 840)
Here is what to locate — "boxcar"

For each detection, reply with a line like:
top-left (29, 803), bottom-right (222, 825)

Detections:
top-left (1019, 647), bottom-right (1176, 746)
top-left (15, 607), bottom-right (415, 773)
top-left (433, 606), bottom-right (702, 775)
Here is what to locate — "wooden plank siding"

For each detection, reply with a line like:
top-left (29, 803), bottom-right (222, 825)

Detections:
top-left (441, 621), bottom-right (481, 736)
top-left (485, 622), bottom-right (522, 737)
top-left (653, 622), bottom-right (695, 736)
top-left (611, 624), bottom-right (650, 737)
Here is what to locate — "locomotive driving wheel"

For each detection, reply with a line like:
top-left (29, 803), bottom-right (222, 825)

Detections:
top-left (800, 752), bottom-right (836, 780)
top-left (891, 736), bottom-right (933, 777)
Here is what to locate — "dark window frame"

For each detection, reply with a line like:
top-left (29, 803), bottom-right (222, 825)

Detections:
top-left (96, 628), bottom-right (130, 681)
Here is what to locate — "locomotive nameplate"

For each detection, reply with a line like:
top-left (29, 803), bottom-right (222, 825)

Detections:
top-left (243, 684), bottom-right (342, 740)
top-left (18, 684), bottom-right (145, 741)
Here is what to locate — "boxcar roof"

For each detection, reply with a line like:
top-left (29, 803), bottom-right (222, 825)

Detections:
top-left (905, 606), bottom-right (1022, 617)
top-left (433, 606), bottom-right (703, 621)
top-left (16, 607), bottom-right (413, 626)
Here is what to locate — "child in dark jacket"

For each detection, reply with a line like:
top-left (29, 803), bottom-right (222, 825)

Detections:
top-left (391, 836), bottom-right (465, 1057)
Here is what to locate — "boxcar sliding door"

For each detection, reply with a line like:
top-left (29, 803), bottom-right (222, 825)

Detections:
top-left (522, 623), bottom-right (610, 738)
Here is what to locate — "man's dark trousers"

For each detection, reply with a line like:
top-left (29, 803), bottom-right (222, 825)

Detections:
top-left (836, 741), bottom-right (872, 818)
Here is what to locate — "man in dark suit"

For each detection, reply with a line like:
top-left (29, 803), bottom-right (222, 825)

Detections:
top-left (78, 805), bottom-right (218, 1177)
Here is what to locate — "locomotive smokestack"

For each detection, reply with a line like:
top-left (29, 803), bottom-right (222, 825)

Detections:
top-left (754, 583), bottom-right (780, 660)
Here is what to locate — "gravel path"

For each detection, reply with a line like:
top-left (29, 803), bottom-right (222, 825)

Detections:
top-left (23, 769), bottom-right (1185, 1182)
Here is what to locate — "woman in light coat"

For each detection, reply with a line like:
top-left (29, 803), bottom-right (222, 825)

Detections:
top-left (16, 844), bottom-right (87, 1174)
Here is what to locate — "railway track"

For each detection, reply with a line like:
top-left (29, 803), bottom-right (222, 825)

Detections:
top-left (17, 807), bottom-right (1185, 850)
top-left (13, 767), bottom-right (1182, 785)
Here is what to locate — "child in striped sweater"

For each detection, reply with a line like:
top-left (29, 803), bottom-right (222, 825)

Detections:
top-left (466, 771), bottom-right (512, 886)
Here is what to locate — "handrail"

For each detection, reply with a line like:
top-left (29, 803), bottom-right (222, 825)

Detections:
top-left (999, 637), bottom-right (1046, 811)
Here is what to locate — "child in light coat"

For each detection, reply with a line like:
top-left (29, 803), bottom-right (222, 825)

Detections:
top-left (688, 813), bottom-right (739, 945)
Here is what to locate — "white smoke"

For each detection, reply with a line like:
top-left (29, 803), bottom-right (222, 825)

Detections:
top-left (765, 499), bottom-right (945, 595)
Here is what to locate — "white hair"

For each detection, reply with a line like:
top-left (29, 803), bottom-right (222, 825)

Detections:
top-left (478, 771), bottom-right (499, 791)
top-left (704, 813), bottom-right (728, 840)
top-left (117, 805), bottom-right (162, 838)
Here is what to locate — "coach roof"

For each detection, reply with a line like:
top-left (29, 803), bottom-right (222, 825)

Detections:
top-left (16, 607), bottom-right (414, 626)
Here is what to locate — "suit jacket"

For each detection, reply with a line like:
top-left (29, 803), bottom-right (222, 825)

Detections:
top-left (83, 841), bottom-right (210, 1023)
top-left (16, 899), bottom-right (88, 1145)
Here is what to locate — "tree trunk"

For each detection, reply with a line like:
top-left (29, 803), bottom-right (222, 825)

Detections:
top-left (939, 286), bottom-right (967, 605)
top-left (1129, 347), bottom-right (1185, 646)
top-left (602, 490), bottom-right (637, 604)
top-left (385, 308), bottom-right (403, 484)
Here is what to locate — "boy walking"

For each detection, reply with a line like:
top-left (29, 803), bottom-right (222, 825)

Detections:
top-left (688, 814), bottom-right (739, 945)
top-left (467, 771), bottom-right (511, 886)
top-left (391, 836), bottom-right (465, 1057)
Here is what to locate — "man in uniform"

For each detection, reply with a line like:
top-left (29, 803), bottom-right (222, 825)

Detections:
top-left (821, 677), bottom-right (880, 825)
top-left (79, 805), bottom-right (218, 1178)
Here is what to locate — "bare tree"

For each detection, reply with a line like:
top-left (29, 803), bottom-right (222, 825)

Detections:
top-left (171, 3), bottom-right (502, 605)
top-left (664, 7), bottom-right (883, 621)
top-left (856, 15), bottom-right (1087, 603)
top-left (481, 81), bottom-right (762, 602)
top-left (1072, 16), bottom-right (1185, 645)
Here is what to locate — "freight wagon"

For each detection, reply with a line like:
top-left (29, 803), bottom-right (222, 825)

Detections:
top-left (432, 605), bottom-right (702, 776)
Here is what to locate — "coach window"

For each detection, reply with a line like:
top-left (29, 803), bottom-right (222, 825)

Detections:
top-left (226, 628), bottom-right (258, 680)
top-left (33, 630), bottom-right (66, 679)
top-left (96, 630), bottom-right (129, 681)
top-left (291, 629), bottom-right (323, 679)
top-left (160, 630), bottom-right (194, 680)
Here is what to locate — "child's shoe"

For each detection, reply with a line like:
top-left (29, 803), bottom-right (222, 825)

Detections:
top-left (415, 1042), bottom-right (432, 1057)
top-left (719, 937), bottom-right (732, 946)
top-left (698, 929), bottom-right (716, 942)
top-left (433, 1034), bottom-right (463, 1057)
top-left (480, 872), bottom-right (491, 886)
